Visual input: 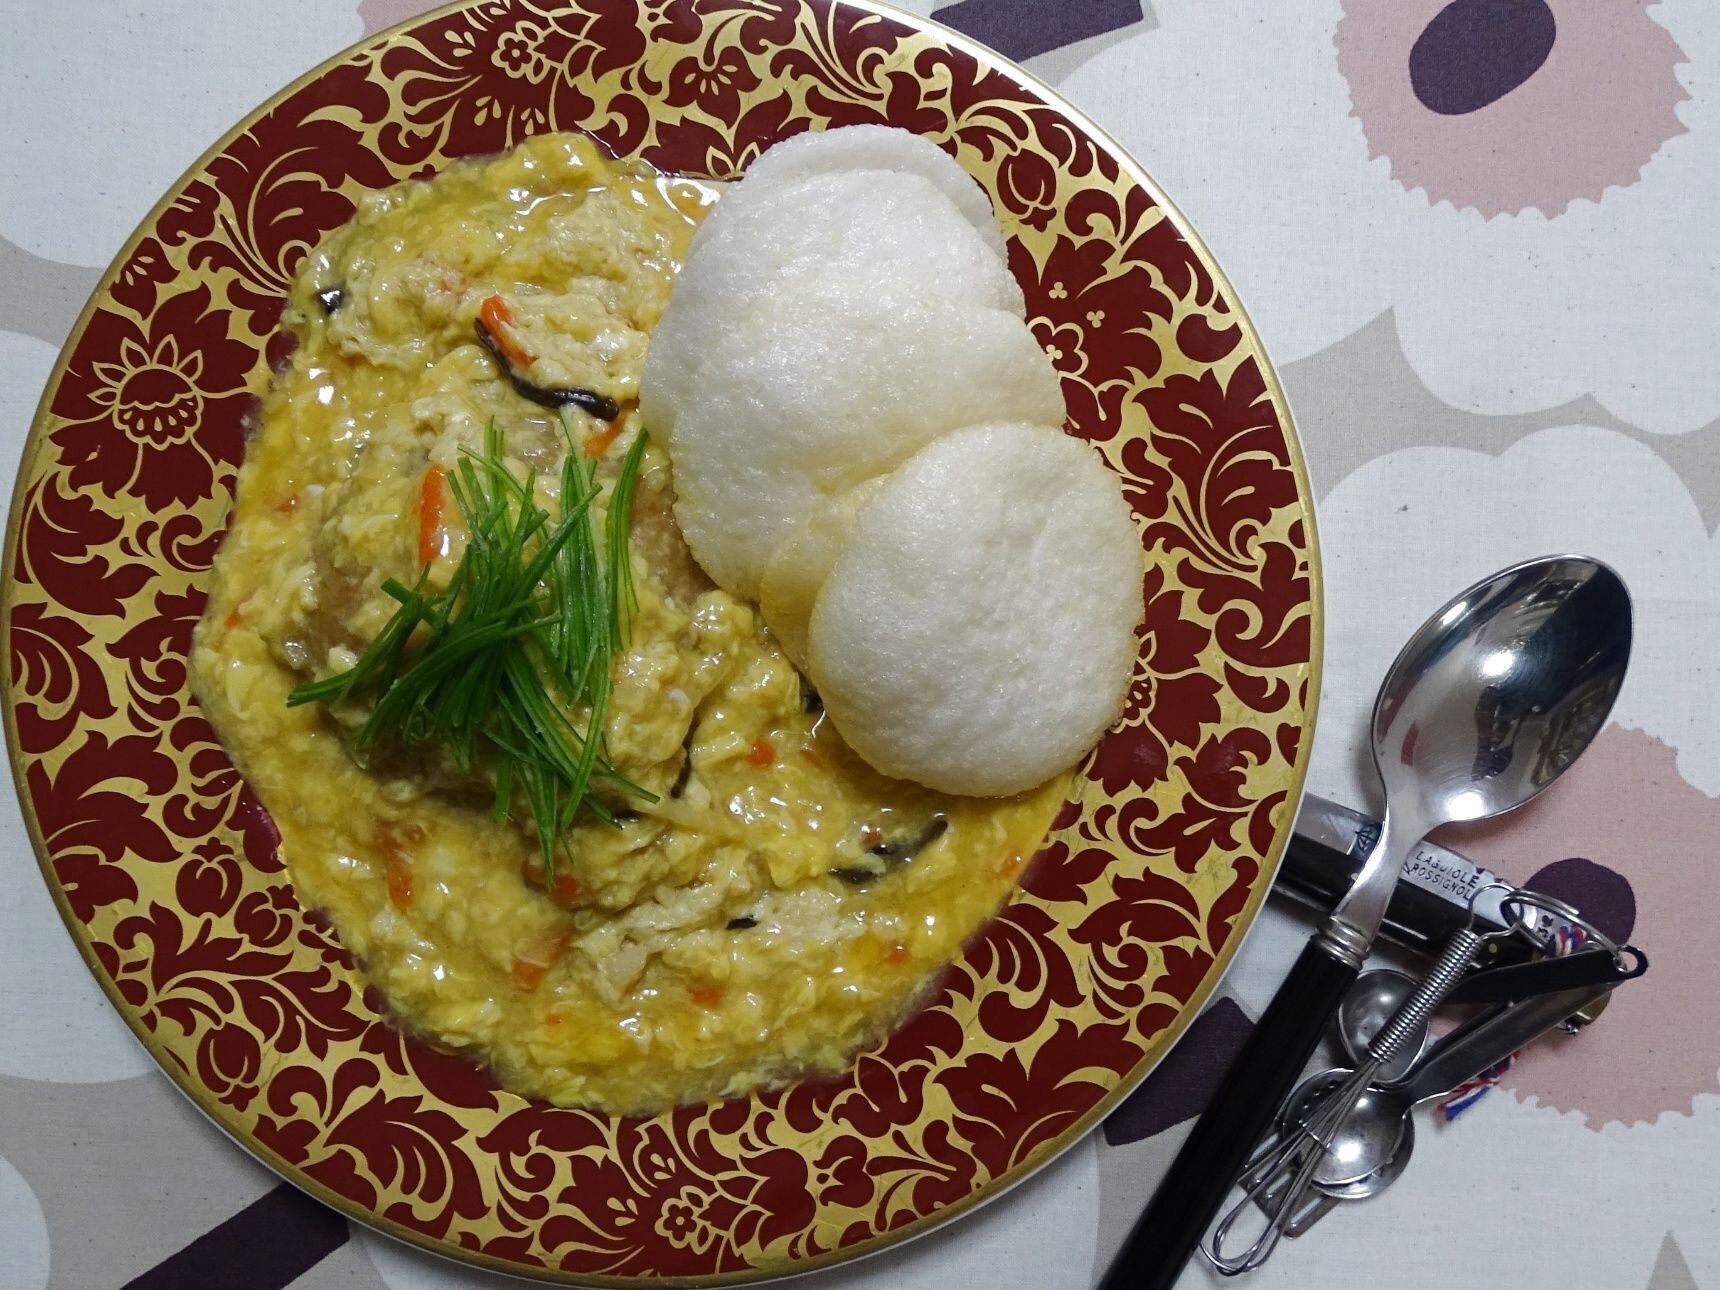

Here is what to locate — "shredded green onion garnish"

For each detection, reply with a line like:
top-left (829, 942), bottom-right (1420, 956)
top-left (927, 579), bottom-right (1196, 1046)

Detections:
top-left (288, 419), bottom-right (654, 874)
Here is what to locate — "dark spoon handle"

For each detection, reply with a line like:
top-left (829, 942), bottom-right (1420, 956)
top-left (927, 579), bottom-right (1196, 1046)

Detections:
top-left (1097, 939), bottom-right (1358, 1290)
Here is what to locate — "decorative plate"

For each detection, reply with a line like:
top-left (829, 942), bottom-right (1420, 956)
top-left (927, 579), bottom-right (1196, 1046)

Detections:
top-left (1, 0), bottom-right (1319, 1282)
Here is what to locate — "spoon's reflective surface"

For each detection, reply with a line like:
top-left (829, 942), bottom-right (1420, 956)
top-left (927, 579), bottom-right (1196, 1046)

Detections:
top-left (1379, 554), bottom-right (1632, 819)
top-left (1281, 1072), bottom-right (1414, 1196)
top-left (1326, 555), bottom-right (1633, 965)
top-left (1337, 970), bottom-right (1424, 1082)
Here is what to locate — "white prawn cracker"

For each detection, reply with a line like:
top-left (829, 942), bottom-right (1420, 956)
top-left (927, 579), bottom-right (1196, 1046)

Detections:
top-left (737, 124), bottom-right (1009, 263)
top-left (758, 477), bottom-right (886, 670)
top-left (806, 424), bottom-right (1143, 797)
top-left (639, 168), bottom-right (1022, 442)
top-left (667, 271), bottom-right (1063, 599)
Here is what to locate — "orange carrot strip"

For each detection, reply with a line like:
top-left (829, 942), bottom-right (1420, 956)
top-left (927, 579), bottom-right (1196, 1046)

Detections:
top-left (583, 422), bottom-right (624, 458)
top-left (479, 295), bottom-right (535, 367)
top-left (885, 942), bottom-right (910, 966)
top-left (512, 928), bottom-right (573, 990)
top-left (747, 738), bottom-right (776, 768)
top-left (418, 465), bottom-right (448, 567)
top-left (273, 494), bottom-right (299, 514)
top-left (384, 853), bottom-right (413, 910)
top-left (551, 871), bottom-right (583, 907)
top-left (223, 608), bottom-right (243, 630)
top-left (512, 959), bottom-right (551, 989)
top-left (690, 982), bottom-right (723, 1009)
top-left (379, 825), bottom-right (422, 910)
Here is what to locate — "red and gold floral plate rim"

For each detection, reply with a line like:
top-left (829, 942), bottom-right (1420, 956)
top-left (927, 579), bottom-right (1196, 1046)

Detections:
top-left (1, 0), bottom-right (1321, 1282)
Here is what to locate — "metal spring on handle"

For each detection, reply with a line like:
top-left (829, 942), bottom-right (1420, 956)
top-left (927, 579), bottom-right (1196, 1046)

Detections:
top-left (1366, 927), bottom-right (1481, 1062)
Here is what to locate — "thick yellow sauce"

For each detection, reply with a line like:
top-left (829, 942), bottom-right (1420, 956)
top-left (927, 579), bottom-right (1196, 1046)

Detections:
top-left (191, 134), bottom-right (1065, 1113)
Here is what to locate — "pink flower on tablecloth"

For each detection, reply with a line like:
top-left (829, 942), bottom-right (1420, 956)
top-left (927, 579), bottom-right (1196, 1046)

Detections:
top-left (356, 0), bottom-right (442, 37)
top-left (1337, 0), bottom-right (1689, 217)
top-left (1443, 724), bottom-right (1720, 1128)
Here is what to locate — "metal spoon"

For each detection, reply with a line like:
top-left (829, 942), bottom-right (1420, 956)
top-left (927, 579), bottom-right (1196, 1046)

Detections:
top-left (1103, 555), bottom-right (1632, 1290)
top-left (1337, 970), bottom-right (1424, 1082)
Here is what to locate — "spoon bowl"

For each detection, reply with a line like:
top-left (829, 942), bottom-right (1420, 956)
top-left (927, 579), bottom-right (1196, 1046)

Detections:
top-left (1337, 970), bottom-right (1425, 1082)
top-left (1283, 1070), bottom-right (1415, 1193)
top-left (1372, 555), bottom-right (1632, 831)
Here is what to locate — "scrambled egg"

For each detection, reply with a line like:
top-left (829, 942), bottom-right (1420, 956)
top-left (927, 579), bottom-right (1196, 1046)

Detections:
top-left (191, 134), bottom-right (1065, 1113)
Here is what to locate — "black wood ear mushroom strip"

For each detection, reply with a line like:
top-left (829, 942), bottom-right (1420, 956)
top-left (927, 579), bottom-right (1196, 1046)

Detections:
top-left (830, 815), bottom-right (949, 885)
top-left (474, 318), bottom-right (622, 421)
top-left (315, 288), bottom-right (620, 423)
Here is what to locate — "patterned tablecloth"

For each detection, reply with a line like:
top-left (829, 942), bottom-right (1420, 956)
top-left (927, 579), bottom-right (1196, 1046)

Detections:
top-left (2, 1), bottom-right (1716, 1287)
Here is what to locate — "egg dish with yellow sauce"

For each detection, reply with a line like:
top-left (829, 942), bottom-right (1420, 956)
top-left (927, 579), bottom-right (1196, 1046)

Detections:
top-left (192, 127), bottom-right (1142, 1115)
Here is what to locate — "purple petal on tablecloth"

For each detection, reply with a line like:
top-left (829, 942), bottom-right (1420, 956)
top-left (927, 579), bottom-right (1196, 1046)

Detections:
top-left (1409, 0), bottom-right (1557, 116)
top-left (121, 1183), bottom-right (346, 1290)
top-left (1526, 856), bottom-right (1637, 945)
top-left (1101, 997), bottom-right (1251, 1146)
top-left (936, 0), bottom-right (1150, 63)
